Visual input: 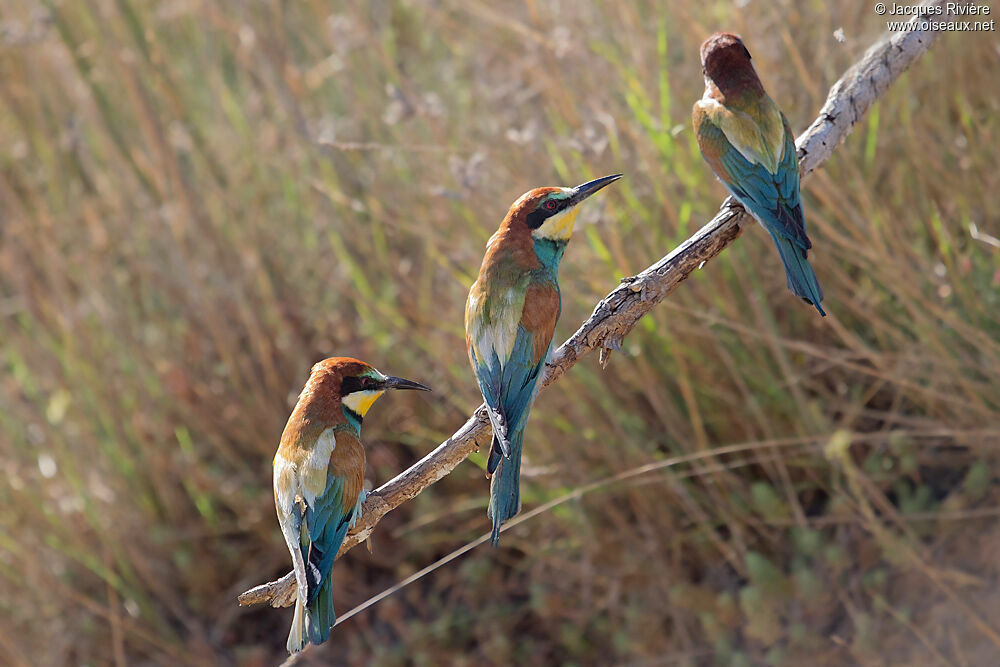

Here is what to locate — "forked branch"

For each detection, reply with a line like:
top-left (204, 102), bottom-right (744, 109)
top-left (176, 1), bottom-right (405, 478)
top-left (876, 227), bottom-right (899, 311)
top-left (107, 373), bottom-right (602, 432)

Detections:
top-left (239, 4), bottom-right (951, 609)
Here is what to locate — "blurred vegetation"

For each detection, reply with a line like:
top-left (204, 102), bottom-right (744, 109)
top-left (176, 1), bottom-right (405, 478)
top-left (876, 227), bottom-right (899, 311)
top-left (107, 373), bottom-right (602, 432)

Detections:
top-left (1, 0), bottom-right (998, 665)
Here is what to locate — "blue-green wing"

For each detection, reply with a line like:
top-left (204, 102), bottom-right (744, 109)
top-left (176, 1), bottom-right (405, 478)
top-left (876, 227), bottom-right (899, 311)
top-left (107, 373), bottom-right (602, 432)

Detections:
top-left (704, 114), bottom-right (810, 251)
top-left (301, 475), bottom-right (361, 604)
top-left (491, 325), bottom-right (548, 473)
top-left (468, 335), bottom-right (508, 455)
top-left (470, 324), bottom-right (548, 475)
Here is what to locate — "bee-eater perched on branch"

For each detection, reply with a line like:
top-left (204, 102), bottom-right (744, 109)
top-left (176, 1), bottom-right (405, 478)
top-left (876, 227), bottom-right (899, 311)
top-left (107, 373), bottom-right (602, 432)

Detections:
top-left (273, 357), bottom-right (430, 653)
top-left (693, 32), bottom-right (826, 316)
top-left (466, 174), bottom-right (622, 546)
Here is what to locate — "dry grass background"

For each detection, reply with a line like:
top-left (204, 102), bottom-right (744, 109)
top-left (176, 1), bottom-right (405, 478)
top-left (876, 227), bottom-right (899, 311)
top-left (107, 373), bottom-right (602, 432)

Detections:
top-left (0, 0), bottom-right (998, 665)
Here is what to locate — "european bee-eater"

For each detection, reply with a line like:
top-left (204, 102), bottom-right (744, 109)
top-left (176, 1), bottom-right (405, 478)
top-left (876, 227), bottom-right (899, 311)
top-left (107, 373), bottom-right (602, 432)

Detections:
top-left (466, 174), bottom-right (621, 545)
top-left (693, 32), bottom-right (826, 316)
top-left (273, 357), bottom-right (429, 653)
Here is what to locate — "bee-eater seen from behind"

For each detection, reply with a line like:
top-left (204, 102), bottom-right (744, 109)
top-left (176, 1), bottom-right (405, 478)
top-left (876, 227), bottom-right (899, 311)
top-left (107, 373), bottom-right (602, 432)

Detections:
top-left (273, 357), bottom-right (430, 653)
top-left (465, 173), bottom-right (621, 546)
top-left (693, 32), bottom-right (826, 316)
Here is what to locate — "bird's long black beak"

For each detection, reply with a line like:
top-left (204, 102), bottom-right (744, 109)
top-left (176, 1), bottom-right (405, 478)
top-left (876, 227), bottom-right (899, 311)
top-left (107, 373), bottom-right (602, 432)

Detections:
top-left (569, 173), bottom-right (623, 205)
top-left (381, 375), bottom-right (432, 391)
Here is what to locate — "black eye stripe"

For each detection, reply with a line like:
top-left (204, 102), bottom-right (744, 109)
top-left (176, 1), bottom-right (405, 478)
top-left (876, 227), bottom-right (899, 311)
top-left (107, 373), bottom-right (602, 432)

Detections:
top-left (340, 376), bottom-right (366, 395)
top-left (526, 208), bottom-right (550, 229)
top-left (526, 199), bottom-right (563, 229)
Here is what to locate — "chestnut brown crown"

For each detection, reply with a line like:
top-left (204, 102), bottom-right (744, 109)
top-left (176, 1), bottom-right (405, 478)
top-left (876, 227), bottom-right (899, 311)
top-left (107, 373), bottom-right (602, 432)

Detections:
top-left (700, 32), bottom-right (753, 79)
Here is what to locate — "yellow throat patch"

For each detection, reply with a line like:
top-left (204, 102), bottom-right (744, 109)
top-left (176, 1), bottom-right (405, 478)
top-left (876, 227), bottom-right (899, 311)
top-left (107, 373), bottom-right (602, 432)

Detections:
top-left (342, 389), bottom-right (385, 417)
top-left (533, 205), bottom-right (580, 242)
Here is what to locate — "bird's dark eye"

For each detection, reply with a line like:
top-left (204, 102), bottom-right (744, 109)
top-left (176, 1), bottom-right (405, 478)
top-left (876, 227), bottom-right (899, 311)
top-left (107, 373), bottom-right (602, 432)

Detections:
top-left (361, 377), bottom-right (373, 389)
top-left (545, 200), bottom-right (558, 211)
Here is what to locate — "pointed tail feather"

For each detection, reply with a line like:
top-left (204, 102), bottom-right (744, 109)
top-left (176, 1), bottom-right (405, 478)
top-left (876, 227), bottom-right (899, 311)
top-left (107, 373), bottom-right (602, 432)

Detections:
top-left (488, 429), bottom-right (524, 546)
top-left (282, 517), bottom-right (312, 653)
top-left (286, 577), bottom-right (335, 653)
top-left (287, 535), bottom-right (343, 652)
top-left (305, 575), bottom-right (335, 647)
top-left (295, 520), bottom-right (353, 652)
top-left (768, 231), bottom-right (826, 316)
top-left (286, 597), bottom-right (307, 653)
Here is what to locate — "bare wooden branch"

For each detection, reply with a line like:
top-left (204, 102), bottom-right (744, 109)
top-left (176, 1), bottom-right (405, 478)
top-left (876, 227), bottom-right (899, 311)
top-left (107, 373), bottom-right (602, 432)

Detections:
top-left (238, 6), bottom-right (949, 609)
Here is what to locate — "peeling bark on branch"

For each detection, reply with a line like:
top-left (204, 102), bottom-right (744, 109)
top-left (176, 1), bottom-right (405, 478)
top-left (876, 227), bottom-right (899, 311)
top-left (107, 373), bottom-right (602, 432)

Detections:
top-left (238, 5), bottom-right (950, 609)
